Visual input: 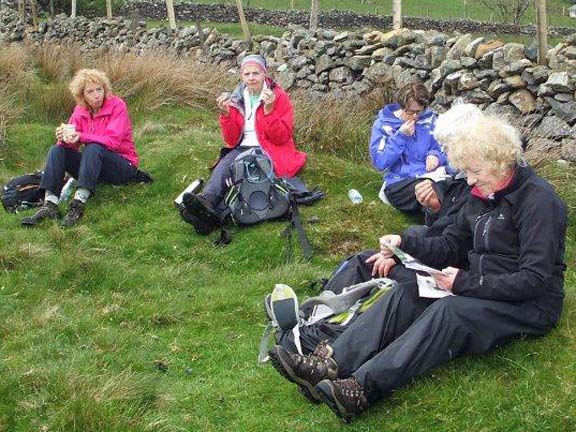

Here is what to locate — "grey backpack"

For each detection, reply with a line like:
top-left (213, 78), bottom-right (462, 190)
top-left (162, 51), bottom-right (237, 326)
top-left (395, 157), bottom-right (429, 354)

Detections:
top-left (224, 148), bottom-right (290, 225)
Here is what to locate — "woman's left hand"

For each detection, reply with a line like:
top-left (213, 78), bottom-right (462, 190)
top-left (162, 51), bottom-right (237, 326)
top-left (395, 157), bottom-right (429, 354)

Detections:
top-left (262, 89), bottom-right (276, 114)
top-left (432, 266), bottom-right (459, 292)
top-left (426, 154), bottom-right (440, 172)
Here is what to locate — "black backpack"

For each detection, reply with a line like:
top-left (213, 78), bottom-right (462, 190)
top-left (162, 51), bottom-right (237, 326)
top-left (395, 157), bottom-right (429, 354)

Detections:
top-left (1, 171), bottom-right (44, 213)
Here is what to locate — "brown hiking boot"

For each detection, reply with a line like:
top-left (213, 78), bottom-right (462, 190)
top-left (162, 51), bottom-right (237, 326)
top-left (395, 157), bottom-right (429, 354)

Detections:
top-left (316, 377), bottom-right (369, 422)
top-left (21, 201), bottom-right (61, 226)
top-left (268, 342), bottom-right (338, 403)
top-left (61, 199), bottom-right (84, 228)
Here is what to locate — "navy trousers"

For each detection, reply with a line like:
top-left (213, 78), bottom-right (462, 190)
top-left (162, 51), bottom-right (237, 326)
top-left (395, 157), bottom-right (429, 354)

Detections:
top-left (324, 257), bottom-right (556, 404)
top-left (40, 144), bottom-right (137, 195)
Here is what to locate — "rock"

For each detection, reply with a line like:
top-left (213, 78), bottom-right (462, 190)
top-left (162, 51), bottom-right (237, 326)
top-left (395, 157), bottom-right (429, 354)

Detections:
top-left (277, 71), bottom-right (296, 90)
top-left (465, 36), bottom-right (484, 58)
top-left (315, 55), bottom-right (337, 74)
top-left (527, 137), bottom-right (560, 153)
top-left (533, 116), bottom-right (572, 139)
top-left (503, 75), bottom-right (525, 89)
top-left (503, 43), bottom-right (526, 63)
top-left (484, 103), bottom-right (519, 118)
top-left (329, 66), bottom-right (354, 84)
top-left (446, 33), bottom-right (472, 60)
top-left (458, 73), bottom-right (479, 91)
top-left (355, 43), bottom-right (382, 55)
top-left (561, 139), bottom-right (576, 161)
top-left (545, 72), bottom-right (575, 93)
top-left (344, 55), bottom-right (372, 71)
top-left (333, 31), bottom-right (350, 42)
top-left (521, 66), bottom-right (549, 86)
top-left (474, 40), bottom-right (504, 59)
top-left (546, 97), bottom-right (576, 124)
top-left (363, 30), bottom-right (384, 44)
top-left (429, 46), bottom-right (448, 68)
top-left (488, 81), bottom-right (510, 98)
top-left (461, 89), bottom-right (493, 104)
top-left (554, 93), bottom-right (574, 103)
top-left (562, 46), bottom-right (576, 60)
top-left (500, 58), bottom-right (532, 77)
top-left (508, 89), bottom-right (536, 114)
top-left (363, 62), bottom-right (391, 84)
top-left (380, 28), bottom-right (416, 49)
top-left (474, 69), bottom-right (498, 80)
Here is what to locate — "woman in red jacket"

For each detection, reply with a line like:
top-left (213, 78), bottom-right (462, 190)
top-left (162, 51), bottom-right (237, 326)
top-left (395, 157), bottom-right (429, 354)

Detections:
top-left (181, 54), bottom-right (307, 235)
top-left (22, 68), bottom-right (151, 228)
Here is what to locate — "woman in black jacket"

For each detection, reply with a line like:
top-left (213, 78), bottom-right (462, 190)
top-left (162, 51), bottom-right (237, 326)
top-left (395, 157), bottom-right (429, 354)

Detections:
top-left (268, 105), bottom-right (567, 422)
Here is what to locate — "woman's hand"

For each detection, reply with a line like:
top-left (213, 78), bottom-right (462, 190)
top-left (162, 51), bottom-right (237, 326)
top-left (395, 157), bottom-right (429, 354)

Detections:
top-left (262, 88), bottom-right (276, 115)
top-left (379, 234), bottom-right (401, 259)
top-left (366, 252), bottom-right (396, 277)
top-left (415, 180), bottom-right (441, 212)
top-left (426, 154), bottom-right (440, 171)
top-left (64, 132), bottom-right (80, 144)
top-left (217, 92), bottom-right (232, 115)
top-left (399, 119), bottom-right (416, 136)
top-left (432, 267), bottom-right (459, 292)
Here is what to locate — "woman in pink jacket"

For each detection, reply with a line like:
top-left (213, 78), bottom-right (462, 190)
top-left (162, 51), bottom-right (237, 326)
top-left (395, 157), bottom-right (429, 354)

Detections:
top-left (22, 69), bottom-right (151, 228)
top-left (181, 54), bottom-right (307, 235)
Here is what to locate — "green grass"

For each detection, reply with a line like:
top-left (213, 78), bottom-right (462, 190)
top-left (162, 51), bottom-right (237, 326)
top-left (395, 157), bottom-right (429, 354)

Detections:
top-left (177, 0), bottom-right (576, 27)
top-left (0, 60), bottom-right (575, 431)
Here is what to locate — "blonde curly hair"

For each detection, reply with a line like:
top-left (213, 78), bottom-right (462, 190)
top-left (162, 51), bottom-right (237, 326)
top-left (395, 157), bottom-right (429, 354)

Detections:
top-left (68, 69), bottom-right (113, 107)
top-left (434, 104), bottom-right (524, 176)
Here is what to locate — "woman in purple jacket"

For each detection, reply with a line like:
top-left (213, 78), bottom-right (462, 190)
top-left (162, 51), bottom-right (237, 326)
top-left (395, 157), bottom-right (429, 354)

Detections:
top-left (369, 81), bottom-right (447, 213)
top-left (22, 69), bottom-right (151, 228)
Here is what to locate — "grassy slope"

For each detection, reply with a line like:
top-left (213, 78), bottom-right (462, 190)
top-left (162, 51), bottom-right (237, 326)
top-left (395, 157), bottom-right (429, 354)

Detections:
top-left (1, 91), bottom-right (575, 430)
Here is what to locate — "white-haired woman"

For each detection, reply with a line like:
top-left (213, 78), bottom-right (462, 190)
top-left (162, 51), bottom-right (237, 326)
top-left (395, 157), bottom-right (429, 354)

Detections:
top-left (268, 105), bottom-right (567, 422)
top-left (22, 68), bottom-right (151, 228)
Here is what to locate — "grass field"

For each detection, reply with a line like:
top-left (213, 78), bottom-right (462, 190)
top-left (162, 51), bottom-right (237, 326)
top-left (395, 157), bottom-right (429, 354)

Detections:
top-left (0, 44), bottom-right (575, 431)
top-left (174, 0), bottom-right (576, 28)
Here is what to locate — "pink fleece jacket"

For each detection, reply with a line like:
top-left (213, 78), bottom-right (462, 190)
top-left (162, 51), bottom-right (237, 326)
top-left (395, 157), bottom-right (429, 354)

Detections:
top-left (59, 95), bottom-right (139, 166)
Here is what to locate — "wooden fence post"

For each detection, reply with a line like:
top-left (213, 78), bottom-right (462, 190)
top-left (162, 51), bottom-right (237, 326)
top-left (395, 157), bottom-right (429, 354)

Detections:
top-left (393, 0), bottom-right (402, 30)
top-left (165, 0), bottom-right (177, 29)
top-left (235, 0), bottom-right (252, 42)
top-left (106, 0), bottom-right (112, 19)
top-left (30, 0), bottom-right (38, 30)
top-left (535, 0), bottom-right (548, 65)
top-left (71, 0), bottom-right (77, 18)
top-left (309, 0), bottom-right (320, 31)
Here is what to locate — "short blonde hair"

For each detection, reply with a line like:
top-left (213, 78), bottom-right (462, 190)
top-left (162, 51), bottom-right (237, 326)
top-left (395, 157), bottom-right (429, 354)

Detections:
top-left (69, 69), bottom-right (112, 107)
top-left (435, 104), bottom-right (524, 175)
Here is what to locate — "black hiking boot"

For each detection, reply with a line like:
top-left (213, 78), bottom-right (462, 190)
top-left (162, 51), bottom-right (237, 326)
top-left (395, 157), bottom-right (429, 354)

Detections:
top-left (316, 377), bottom-right (369, 423)
top-left (178, 206), bottom-right (216, 235)
top-left (61, 199), bottom-right (84, 228)
top-left (268, 342), bottom-right (337, 403)
top-left (21, 201), bottom-right (61, 226)
top-left (182, 192), bottom-right (220, 226)
top-left (131, 169), bottom-right (154, 184)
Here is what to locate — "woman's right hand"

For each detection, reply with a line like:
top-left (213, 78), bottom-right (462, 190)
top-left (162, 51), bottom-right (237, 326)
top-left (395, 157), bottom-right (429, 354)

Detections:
top-left (217, 92), bottom-right (232, 115)
top-left (399, 119), bottom-right (416, 136)
top-left (379, 234), bottom-right (401, 258)
top-left (366, 252), bottom-right (396, 277)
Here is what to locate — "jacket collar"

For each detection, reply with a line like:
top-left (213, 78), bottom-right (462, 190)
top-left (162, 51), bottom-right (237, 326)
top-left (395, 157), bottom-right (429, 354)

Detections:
top-left (471, 164), bottom-right (533, 204)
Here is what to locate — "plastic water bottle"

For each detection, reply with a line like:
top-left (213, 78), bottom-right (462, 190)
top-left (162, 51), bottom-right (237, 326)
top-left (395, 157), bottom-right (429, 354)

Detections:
top-left (59, 178), bottom-right (76, 202)
top-left (348, 189), bottom-right (363, 204)
top-left (174, 178), bottom-right (204, 207)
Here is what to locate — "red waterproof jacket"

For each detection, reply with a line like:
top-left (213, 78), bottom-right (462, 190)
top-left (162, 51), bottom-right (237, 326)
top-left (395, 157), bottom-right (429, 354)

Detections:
top-left (218, 79), bottom-right (306, 177)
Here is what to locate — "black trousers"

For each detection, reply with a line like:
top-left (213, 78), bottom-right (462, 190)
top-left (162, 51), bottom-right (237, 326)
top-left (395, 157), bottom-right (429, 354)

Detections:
top-left (385, 177), bottom-right (425, 213)
top-left (40, 144), bottom-right (137, 195)
top-left (322, 253), bottom-right (556, 404)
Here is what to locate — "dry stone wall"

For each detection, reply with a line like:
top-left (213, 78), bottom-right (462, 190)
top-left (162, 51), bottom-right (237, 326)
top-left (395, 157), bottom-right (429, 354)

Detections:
top-left (2, 4), bottom-right (576, 160)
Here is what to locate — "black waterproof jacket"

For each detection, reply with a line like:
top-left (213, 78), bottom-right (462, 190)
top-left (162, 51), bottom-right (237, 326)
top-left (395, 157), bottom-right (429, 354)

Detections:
top-left (401, 165), bottom-right (567, 324)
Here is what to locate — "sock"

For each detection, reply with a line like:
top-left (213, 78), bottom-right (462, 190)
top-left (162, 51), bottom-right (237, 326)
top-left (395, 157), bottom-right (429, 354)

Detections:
top-left (45, 191), bottom-right (59, 206)
top-left (73, 187), bottom-right (91, 203)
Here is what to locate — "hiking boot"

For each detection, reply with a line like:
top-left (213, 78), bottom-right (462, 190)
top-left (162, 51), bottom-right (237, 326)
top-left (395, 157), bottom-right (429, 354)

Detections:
top-left (178, 206), bottom-right (215, 235)
top-left (61, 199), bottom-right (84, 228)
top-left (268, 343), bottom-right (338, 403)
top-left (316, 377), bottom-right (369, 423)
top-left (21, 201), bottom-right (61, 226)
top-left (182, 192), bottom-right (220, 225)
top-left (132, 169), bottom-right (154, 184)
